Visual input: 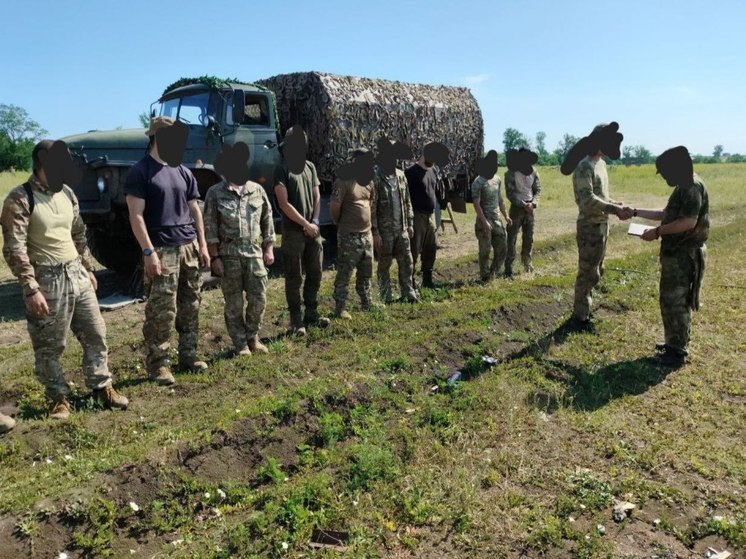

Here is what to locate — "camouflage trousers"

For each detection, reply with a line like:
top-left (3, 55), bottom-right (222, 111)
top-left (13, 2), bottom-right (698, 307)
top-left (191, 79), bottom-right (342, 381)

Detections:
top-left (221, 256), bottom-right (268, 350)
top-left (143, 240), bottom-right (202, 372)
top-left (26, 258), bottom-right (111, 399)
top-left (412, 211), bottom-right (437, 282)
top-left (475, 217), bottom-right (507, 279)
top-left (659, 246), bottom-right (706, 356)
top-left (334, 231), bottom-right (373, 308)
top-left (377, 230), bottom-right (416, 303)
top-left (282, 228), bottom-right (323, 325)
top-left (506, 205), bottom-right (535, 270)
top-left (573, 220), bottom-right (609, 321)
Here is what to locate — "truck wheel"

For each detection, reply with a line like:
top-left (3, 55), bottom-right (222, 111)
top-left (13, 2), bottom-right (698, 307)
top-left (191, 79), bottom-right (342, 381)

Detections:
top-left (87, 229), bottom-right (141, 275)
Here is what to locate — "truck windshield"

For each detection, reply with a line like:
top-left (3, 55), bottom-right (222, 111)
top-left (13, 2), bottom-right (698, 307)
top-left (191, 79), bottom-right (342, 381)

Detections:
top-left (159, 92), bottom-right (212, 126)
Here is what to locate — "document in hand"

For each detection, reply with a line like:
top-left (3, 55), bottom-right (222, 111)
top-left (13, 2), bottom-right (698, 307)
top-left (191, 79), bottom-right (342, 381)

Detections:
top-left (627, 222), bottom-right (656, 236)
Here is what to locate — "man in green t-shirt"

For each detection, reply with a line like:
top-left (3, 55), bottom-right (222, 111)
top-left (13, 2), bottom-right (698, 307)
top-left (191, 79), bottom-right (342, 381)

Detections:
top-left (632, 146), bottom-right (709, 368)
top-left (274, 126), bottom-right (330, 335)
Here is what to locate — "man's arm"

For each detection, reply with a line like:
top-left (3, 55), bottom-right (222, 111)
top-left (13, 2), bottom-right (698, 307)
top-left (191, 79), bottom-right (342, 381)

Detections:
top-left (498, 180), bottom-right (511, 225)
top-left (504, 171), bottom-right (524, 207)
top-left (574, 164), bottom-right (622, 216)
top-left (370, 181), bottom-right (379, 236)
top-left (330, 179), bottom-right (344, 225)
top-left (188, 199), bottom-right (210, 268)
top-left (274, 184), bottom-right (318, 237)
top-left (125, 195), bottom-right (162, 279)
top-left (532, 172), bottom-right (541, 206)
top-left (1, 187), bottom-right (39, 297)
top-left (66, 187), bottom-right (94, 272)
top-left (260, 189), bottom-right (275, 266)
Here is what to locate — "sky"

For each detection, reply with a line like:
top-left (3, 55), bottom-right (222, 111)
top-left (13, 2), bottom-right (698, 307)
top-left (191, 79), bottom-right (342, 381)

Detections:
top-left (1, 0), bottom-right (745, 156)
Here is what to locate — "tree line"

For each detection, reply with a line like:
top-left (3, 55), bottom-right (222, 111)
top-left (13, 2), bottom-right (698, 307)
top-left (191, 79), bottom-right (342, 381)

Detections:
top-left (501, 127), bottom-right (746, 166)
top-left (1, 104), bottom-right (745, 173)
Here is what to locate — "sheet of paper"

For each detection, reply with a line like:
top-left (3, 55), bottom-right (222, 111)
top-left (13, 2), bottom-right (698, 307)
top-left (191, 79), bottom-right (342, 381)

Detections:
top-left (627, 222), bottom-right (656, 236)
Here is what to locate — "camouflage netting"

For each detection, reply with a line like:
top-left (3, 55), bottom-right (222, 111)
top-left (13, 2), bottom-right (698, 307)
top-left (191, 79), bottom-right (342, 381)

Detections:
top-left (256, 72), bottom-right (484, 185)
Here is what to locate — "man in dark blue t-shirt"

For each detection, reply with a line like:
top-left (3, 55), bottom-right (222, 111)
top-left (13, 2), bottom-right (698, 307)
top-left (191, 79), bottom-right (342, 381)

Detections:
top-left (125, 116), bottom-right (210, 386)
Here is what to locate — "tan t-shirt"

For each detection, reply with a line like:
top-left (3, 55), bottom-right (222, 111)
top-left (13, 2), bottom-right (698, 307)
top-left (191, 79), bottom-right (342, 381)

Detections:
top-left (332, 178), bottom-right (373, 234)
top-left (27, 189), bottom-right (79, 265)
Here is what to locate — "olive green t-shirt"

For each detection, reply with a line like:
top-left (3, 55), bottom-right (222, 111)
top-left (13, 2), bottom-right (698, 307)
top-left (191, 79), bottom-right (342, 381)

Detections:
top-left (275, 161), bottom-right (319, 232)
top-left (332, 178), bottom-right (373, 234)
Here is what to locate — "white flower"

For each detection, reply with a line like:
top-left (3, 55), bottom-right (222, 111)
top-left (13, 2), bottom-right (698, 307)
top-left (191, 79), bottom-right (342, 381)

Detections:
top-left (281, 542), bottom-right (289, 550)
top-left (217, 489), bottom-right (226, 500)
top-left (59, 553), bottom-right (69, 559)
top-left (45, 458), bottom-right (53, 465)
top-left (64, 455), bottom-right (73, 461)
top-left (129, 502), bottom-right (140, 512)
top-left (204, 492), bottom-right (211, 500)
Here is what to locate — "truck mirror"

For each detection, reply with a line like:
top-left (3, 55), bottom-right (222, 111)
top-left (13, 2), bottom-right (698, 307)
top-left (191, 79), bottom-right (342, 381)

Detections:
top-left (232, 90), bottom-right (245, 125)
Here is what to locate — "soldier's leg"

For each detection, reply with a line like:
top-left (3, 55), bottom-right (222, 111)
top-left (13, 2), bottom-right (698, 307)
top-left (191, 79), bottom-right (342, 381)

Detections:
top-left (244, 260), bottom-right (268, 340)
top-left (475, 221), bottom-right (491, 279)
top-left (659, 252), bottom-right (694, 356)
top-left (420, 214), bottom-right (437, 281)
top-left (356, 233), bottom-right (374, 305)
top-left (505, 206), bottom-right (523, 273)
top-left (490, 221), bottom-right (507, 276)
top-left (573, 222), bottom-right (606, 321)
top-left (377, 235), bottom-right (395, 303)
top-left (395, 233), bottom-right (417, 301)
top-left (143, 246), bottom-right (179, 372)
top-left (68, 263), bottom-right (111, 391)
top-left (27, 267), bottom-right (73, 400)
top-left (521, 211), bottom-right (535, 271)
top-left (282, 229), bottom-right (305, 326)
top-left (303, 235), bottom-right (324, 321)
top-left (411, 212), bottom-right (427, 284)
top-left (175, 241), bottom-right (203, 364)
top-left (333, 233), bottom-right (355, 313)
top-left (221, 256), bottom-right (248, 350)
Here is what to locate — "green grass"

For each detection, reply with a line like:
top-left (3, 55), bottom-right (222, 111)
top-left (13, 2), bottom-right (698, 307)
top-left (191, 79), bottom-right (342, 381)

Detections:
top-left (0, 164), bottom-right (744, 557)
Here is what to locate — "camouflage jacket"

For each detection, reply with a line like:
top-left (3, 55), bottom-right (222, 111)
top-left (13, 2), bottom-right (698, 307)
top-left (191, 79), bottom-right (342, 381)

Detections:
top-left (573, 157), bottom-right (618, 223)
top-left (471, 175), bottom-right (504, 221)
top-left (1, 175), bottom-right (93, 297)
top-left (204, 180), bottom-right (275, 260)
top-left (661, 173), bottom-right (710, 254)
top-left (371, 167), bottom-right (413, 236)
top-left (505, 169), bottom-right (542, 208)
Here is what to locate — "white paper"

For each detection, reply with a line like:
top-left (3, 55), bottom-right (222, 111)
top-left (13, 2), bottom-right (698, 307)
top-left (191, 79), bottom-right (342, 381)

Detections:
top-left (627, 222), bottom-right (656, 236)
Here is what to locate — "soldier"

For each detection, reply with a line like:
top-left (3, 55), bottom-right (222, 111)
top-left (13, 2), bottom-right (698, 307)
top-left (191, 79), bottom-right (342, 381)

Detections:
top-left (274, 125), bottom-right (329, 336)
top-left (371, 137), bottom-right (417, 304)
top-left (331, 148), bottom-right (376, 318)
top-left (472, 150), bottom-right (512, 282)
top-left (562, 122), bottom-right (631, 329)
top-left (125, 117), bottom-right (210, 386)
top-left (204, 142), bottom-right (275, 356)
top-left (405, 142), bottom-right (450, 289)
top-left (633, 146), bottom-right (709, 367)
top-left (504, 147), bottom-right (542, 277)
top-left (1, 140), bottom-right (128, 420)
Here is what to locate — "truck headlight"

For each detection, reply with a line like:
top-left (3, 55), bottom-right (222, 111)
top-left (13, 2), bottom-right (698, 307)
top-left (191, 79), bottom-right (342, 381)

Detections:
top-left (97, 176), bottom-right (106, 193)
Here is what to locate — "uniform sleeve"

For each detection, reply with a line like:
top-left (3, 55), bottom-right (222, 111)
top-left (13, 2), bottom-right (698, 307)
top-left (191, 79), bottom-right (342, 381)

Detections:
top-left (573, 163), bottom-right (616, 214)
top-left (203, 187), bottom-right (219, 245)
top-left (331, 179), bottom-right (347, 204)
top-left (260, 189), bottom-right (275, 246)
top-left (532, 172), bottom-right (542, 206)
top-left (497, 177), bottom-right (504, 206)
top-left (184, 168), bottom-right (200, 201)
top-left (123, 165), bottom-right (146, 199)
top-left (370, 179), bottom-right (379, 236)
top-left (505, 171), bottom-right (521, 206)
top-left (309, 162), bottom-right (320, 189)
top-left (675, 186), bottom-right (702, 220)
top-left (1, 187), bottom-right (39, 297)
top-left (402, 172), bottom-right (414, 227)
top-left (66, 187), bottom-right (94, 271)
top-left (471, 178), bottom-right (483, 202)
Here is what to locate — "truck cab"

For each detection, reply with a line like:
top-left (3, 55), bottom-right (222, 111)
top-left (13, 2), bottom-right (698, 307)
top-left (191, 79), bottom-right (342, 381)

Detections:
top-left (62, 81), bottom-right (282, 273)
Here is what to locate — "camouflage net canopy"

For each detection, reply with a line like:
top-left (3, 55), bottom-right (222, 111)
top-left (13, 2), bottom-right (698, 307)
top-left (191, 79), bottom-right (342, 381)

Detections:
top-left (256, 72), bottom-right (484, 185)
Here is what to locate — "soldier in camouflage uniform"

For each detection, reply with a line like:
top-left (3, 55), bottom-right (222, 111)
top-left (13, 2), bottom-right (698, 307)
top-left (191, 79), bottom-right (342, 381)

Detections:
top-left (125, 117), bottom-right (210, 386)
top-left (504, 148), bottom-right (542, 276)
top-left (371, 138), bottom-right (417, 304)
top-left (634, 146), bottom-right (709, 367)
top-left (472, 150), bottom-right (511, 281)
top-left (204, 142), bottom-right (275, 356)
top-left (1, 140), bottom-right (128, 420)
top-left (566, 123), bottom-right (630, 328)
top-left (331, 149), bottom-right (376, 318)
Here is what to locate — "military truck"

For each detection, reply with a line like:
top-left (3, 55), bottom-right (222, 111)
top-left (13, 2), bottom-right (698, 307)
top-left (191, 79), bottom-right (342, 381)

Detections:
top-left (62, 73), bottom-right (483, 274)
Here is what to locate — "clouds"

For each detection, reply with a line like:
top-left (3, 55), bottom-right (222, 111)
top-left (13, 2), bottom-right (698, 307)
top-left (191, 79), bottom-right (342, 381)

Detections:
top-left (462, 73), bottom-right (490, 85)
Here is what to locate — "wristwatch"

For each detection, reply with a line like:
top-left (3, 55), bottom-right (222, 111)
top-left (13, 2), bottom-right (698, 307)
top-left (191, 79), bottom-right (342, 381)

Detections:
top-left (143, 248), bottom-right (154, 256)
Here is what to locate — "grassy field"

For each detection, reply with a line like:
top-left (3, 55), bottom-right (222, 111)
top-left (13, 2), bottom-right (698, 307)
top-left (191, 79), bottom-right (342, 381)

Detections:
top-left (0, 164), bottom-right (743, 558)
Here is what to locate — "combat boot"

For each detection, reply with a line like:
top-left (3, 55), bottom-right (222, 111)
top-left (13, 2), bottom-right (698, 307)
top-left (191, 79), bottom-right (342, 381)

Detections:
top-left (655, 348), bottom-right (687, 368)
top-left (236, 346), bottom-right (252, 356)
top-left (304, 308), bottom-right (330, 329)
top-left (178, 356), bottom-right (209, 373)
top-left (149, 365), bottom-right (176, 386)
top-left (92, 384), bottom-right (129, 410)
top-left (248, 336), bottom-right (269, 354)
top-left (503, 264), bottom-right (514, 279)
top-left (422, 270), bottom-right (435, 289)
top-left (288, 310), bottom-right (307, 336)
top-left (49, 396), bottom-right (71, 420)
top-left (360, 299), bottom-right (383, 311)
top-left (334, 302), bottom-right (352, 320)
top-left (523, 260), bottom-right (534, 274)
top-left (0, 412), bottom-right (16, 434)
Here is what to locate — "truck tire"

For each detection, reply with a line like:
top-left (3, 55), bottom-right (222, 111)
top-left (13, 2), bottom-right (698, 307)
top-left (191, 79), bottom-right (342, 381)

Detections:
top-left (87, 229), bottom-right (141, 275)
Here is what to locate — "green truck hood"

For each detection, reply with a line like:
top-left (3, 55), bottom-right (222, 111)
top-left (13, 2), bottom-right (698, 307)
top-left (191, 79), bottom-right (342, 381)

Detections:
top-left (61, 128), bottom-right (149, 166)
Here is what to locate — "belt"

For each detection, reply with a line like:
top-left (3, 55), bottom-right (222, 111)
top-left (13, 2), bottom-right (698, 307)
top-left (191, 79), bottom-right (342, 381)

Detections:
top-left (32, 256), bottom-right (81, 271)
